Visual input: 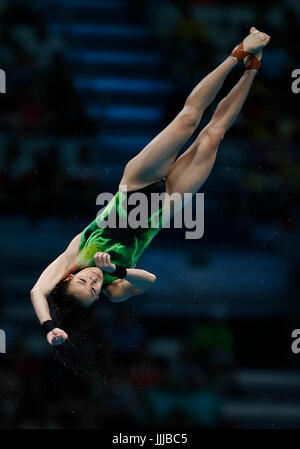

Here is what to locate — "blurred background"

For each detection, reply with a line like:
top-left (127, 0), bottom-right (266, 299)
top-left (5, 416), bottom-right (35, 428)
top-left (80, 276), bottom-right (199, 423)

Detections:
top-left (0, 0), bottom-right (300, 429)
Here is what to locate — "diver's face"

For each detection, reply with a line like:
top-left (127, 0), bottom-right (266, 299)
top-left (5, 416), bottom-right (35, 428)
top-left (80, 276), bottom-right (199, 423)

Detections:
top-left (66, 267), bottom-right (103, 307)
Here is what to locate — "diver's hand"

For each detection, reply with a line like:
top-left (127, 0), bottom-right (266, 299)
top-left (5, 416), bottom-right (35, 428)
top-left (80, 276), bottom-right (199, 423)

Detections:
top-left (94, 252), bottom-right (116, 273)
top-left (47, 328), bottom-right (68, 346)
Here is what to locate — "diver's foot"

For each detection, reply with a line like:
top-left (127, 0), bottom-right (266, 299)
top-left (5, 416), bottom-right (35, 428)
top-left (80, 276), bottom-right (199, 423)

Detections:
top-left (231, 27), bottom-right (270, 61)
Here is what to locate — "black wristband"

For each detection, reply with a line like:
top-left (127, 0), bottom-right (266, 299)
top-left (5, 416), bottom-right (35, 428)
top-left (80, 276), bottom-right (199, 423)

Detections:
top-left (41, 320), bottom-right (57, 336)
top-left (112, 265), bottom-right (127, 279)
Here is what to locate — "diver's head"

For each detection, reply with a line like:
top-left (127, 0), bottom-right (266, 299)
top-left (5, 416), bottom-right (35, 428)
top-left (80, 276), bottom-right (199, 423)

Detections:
top-left (66, 267), bottom-right (103, 307)
top-left (47, 267), bottom-right (103, 328)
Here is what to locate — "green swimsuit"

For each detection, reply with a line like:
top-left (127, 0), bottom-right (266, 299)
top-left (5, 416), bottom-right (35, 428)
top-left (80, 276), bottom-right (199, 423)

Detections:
top-left (78, 179), bottom-right (166, 284)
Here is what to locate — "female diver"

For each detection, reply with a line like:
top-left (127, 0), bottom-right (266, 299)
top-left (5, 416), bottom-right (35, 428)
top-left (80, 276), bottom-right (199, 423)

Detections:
top-left (30, 27), bottom-right (270, 346)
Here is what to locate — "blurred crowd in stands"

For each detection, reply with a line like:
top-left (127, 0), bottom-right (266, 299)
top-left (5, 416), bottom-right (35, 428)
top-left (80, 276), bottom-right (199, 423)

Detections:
top-left (0, 1), bottom-right (93, 136)
top-left (0, 0), bottom-right (299, 232)
top-left (1, 0), bottom-right (300, 430)
top-left (0, 305), bottom-right (238, 428)
top-left (141, 0), bottom-right (300, 231)
top-left (0, 1), bottom-right (96, 219)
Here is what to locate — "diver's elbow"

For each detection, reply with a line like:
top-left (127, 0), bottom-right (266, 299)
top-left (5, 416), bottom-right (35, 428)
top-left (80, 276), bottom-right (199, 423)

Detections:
top-left (149, 273), bottom-right (157, 284)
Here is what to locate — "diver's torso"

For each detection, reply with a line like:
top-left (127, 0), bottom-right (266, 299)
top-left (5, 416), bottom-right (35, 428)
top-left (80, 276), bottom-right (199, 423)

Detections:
top-left (78, 179), bottom-right (166, 284)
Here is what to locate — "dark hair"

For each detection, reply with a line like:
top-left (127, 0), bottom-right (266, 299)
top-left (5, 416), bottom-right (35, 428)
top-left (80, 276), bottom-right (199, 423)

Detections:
top-left (47, 279), bottom-right (83, 330)
top-left (47, 279), bottom-right (112, 383)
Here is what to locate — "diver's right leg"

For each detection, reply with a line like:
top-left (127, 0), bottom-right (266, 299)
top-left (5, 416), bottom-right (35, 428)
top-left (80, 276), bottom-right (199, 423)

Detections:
top-left (165, 48), bottom-right (266, 201)
top-left (120, 57), bottom-right (239, 190)
top-left (120, 27), bottom-right (270, 191)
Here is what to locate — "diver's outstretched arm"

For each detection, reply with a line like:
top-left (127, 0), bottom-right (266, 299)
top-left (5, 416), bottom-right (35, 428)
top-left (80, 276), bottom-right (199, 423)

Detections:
top-left (30, 233), bottom-right (81, 344)
top-left (30, 288), bottom-right (68, 344)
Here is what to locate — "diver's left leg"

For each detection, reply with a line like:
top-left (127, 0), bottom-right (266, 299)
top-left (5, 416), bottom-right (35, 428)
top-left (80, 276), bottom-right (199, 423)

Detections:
top-left (165, 62), bottom-right (259, 201)
top-left (120, 28), bottom-right (269, 191)
top-left (119, 56), bottom-right (239, 191)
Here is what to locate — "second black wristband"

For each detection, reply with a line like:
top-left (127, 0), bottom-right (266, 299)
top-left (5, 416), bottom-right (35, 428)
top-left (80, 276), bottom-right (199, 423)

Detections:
top-left (41, 320), bottom-right (57, 336)
top-left (112, 265), bottom-right (127, 279)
